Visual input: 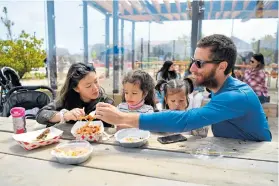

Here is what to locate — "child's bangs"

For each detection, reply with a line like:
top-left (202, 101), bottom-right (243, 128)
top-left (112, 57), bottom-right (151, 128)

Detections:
top-left (166, 87), bottom-right (186, 95)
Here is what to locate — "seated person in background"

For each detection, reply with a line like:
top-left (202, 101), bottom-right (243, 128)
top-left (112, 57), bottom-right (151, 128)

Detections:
top-left (36, 63), bottom-right (114, 127)
top-left (243, 53), bottom-right (269, 104)
top-left (155, 78), bottom-right (208, 137)
top-left (155, 61), bottom-right (180, 106)
top-left (156, 61), bottom-right (180, 81)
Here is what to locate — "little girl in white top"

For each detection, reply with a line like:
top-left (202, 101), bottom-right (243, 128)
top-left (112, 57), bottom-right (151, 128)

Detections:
top-left (117, 70), bottom-right (156, 114)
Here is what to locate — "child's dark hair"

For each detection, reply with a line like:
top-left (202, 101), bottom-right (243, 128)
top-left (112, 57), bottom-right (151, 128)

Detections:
top-left (122, 70), bottom-right (156, 109)
top-left (155, 78), bottom-right (194, 109)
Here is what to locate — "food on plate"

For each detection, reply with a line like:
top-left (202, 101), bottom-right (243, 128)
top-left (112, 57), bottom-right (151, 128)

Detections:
top-left (78, 115), bottom-right (95, 121)
top-left (36, 128), bottom-right (50, 140)
top-left (76, 122), bottom-right (101, 135)
top-left (122, 136), bottom-right (144, 143)
top-left (54, 147), bottom-right (89, 157)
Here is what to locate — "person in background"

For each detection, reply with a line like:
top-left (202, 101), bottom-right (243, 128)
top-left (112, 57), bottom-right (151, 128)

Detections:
top-left (156, 61), bottom-right (180, 81)
top-left (95, 34), bottom-right (271, 142)
top-left (243, 53), bottom-right (269, 104)
top-left (156, 61), bottom-right (180, 107)
top-left (36, 63), bottom-right (114, 127)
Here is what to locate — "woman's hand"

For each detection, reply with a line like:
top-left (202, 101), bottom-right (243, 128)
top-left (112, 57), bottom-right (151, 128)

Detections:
top-left (64, 108), bottom-right (85, 121)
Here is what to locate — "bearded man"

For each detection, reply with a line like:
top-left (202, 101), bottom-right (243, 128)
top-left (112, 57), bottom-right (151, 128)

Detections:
top-left (96, 34), bottom-right (271, 142)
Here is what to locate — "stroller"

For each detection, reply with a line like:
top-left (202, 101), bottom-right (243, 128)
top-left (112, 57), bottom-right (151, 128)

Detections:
top-left (0, 67), bottom-right (55, 119)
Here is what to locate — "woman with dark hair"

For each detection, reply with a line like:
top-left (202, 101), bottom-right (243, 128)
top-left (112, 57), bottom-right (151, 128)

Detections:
top-left (36, 63), bottom-right (114, 127)
top-left (155, 61), bottom-right (179, 107)
top-left (243, 53), bottom-right (268, 103)
top-left (156, 61), bottom-right (179, 81)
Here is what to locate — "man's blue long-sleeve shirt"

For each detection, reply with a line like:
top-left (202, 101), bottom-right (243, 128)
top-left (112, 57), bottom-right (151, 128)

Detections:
top-left (139, 76), bottom-right (272, 141)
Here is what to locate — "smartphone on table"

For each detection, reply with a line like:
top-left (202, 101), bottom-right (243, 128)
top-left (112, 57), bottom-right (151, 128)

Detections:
top-left (157, 134), bottom-right (187, 144)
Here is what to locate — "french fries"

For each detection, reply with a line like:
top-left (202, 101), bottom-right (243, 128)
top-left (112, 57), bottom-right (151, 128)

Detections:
top-left (76, 123), bottom-right (101, 135)
top-left (78, 115), bottom-right (95, 121)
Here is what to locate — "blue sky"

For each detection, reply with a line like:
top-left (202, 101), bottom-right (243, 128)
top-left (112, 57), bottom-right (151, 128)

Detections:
top-left (0, 1), bottom-right (278, 54)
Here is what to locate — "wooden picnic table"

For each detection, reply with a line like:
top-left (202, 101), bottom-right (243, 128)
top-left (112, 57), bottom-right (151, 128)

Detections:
top-left (0, 117), bottom-right (277, 186)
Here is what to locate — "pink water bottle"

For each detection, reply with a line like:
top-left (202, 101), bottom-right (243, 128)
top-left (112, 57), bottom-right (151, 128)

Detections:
top-left (10, 107), bottom-right (26, 134)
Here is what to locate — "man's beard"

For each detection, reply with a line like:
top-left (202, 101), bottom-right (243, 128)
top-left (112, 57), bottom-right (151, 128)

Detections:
top-left (195, 67), bottom-right (219, 89)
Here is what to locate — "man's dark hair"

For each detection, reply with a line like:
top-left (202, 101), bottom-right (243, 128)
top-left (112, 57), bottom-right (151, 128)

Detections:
top-left (197, 34), bottom-right (237, 75)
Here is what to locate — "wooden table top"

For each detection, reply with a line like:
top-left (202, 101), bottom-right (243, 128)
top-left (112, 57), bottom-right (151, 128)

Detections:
top-left (0, 117), bottom-right (277, 186)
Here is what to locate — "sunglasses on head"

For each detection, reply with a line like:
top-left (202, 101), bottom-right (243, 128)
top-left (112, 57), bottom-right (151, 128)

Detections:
top-left (190, 57), bottom-right (224, 68)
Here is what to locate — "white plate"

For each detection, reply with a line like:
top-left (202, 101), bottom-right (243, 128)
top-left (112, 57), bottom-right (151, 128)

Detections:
top-left (51, 140), bottom-right (93, 164)
top-left (115, 128), bottom-right (150, 148)
top-left (12, 127), bottom-right (63, 150)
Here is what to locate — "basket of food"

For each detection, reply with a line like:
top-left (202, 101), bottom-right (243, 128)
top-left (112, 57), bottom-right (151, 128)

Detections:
top-left (12, 127), bottom-right (63, 150)
top-left (71, 120), bottom-right (104, 142)
top-left (51, 140), bottom-right (93, 164)
top-left (115, 128), bottom-right (150, 148)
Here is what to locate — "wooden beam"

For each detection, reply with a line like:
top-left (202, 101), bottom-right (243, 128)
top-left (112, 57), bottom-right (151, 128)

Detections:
top-left (232, 0), bottom-right (238, 11)
top-left (151, 0), bottom-right (161, 13)
top-left (163, 0), bottom-right (171, 13)
top-left (231, 11), bottom-right (241, 19)
top-left (208, 0), bottom-right (214, 19)
top-left (220, 0), bottom-right (225, 12)
top-left (223, 11), bottom-right (231, 19)
top-left (175, 0), bottom-right (181, 13)
top-left (263, 0), bottom-right (273, 9)
top-left (92, 0), bottom-right (112, 12)
top-left (187, 0), bottom-right (191, 10)
top-left (187, 0), bottom-right (192, 18)
top-left (139, 0), bottom-right (162, 22)
top-left (119, 0), bottom-right (133, 14)
top-left (164, 14), bottom-right (173, 20)
top-left (128, 0), bottom-right (143, 14)
top-left (243, 1), bottom-right (250, 10)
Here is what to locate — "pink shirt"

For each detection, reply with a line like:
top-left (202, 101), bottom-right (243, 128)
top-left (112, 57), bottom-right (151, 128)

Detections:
top-left (243, 69), bottom-right (268, 97)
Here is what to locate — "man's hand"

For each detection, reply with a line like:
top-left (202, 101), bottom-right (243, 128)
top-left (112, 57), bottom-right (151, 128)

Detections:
top-left (96, 103), bottom-right (140, 128)
top-left (95, 103), bottom-right (124, 125)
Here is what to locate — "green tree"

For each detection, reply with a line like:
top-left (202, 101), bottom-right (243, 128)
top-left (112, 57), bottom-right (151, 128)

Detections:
top-left (0, 7), bottom-right (45, 77)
